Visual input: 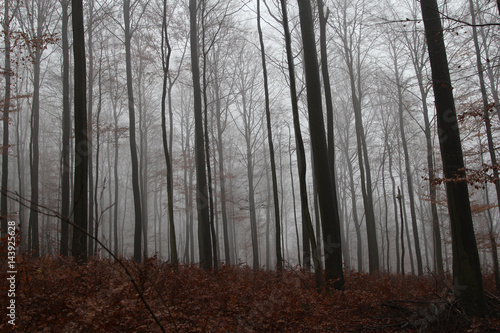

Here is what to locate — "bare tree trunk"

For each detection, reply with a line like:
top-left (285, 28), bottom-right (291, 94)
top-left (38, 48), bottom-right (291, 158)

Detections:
top-left (257, 0), bottom-right (282, 273)
top-left (420, 0), bottom-right (486, 313)
top-left (161, 3), bottom-right (178, 270)
top-left (29, 41), bottom-right (41, 258)
top-left (297, 0), bottom-right (343, 289)
top-left (71, 0), bottom-right (88, 263)
top-left (214, 69), bottom-right (230, 265)
top-left (391, 43), bottom-right (423, 275)
top-left (1, 0), bottom-right (12, 238)
top-left (86, 0), bottom-right (96, 258)
top-left (397, 187), bottom-right (405, 276)
top-left (124, 0), bottom-right (143, 262)
top-left (387, 142), bottom-right (400, 273)
top-left (189, 0), bottom-right (212, 269)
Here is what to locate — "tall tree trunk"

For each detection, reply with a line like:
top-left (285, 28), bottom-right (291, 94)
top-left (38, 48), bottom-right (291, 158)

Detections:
top-left (124, 0), bottom-right (143, 262)
top-left (59, 0), bottom-right (71, 256)
top-left (1, 0), bottom-right (11, 238)
top-left (387, 142), bottom-right (400, 273)
top-left (29, 43), bottom-right (41, 257)
top-left (161, 4), bottom-right (178, 270)
top-left (420, 0), bottom-right (486, 313)
top-left (392, 45), bottom-right (423, 275)
top-left (93, 60), bottom-right (102, 256)
top-left (214, 68), bottom-right (230, 265)
top-left (87, 0), bottom-right (95, 258)
top-left (469, 0), bottom-right (500, 292)
top-left (257, 0), bottom-right (282, 273)
top-left (404, 22), bottom-right (444, 275)
top-left (71, 0), bottom-right (88, 263)
top-left (397, 187), bottom-right (405, 275)
top-left (278, 0), bottom-right (316, 275)
top-left (189, 0), bottom-right (212, 270)
top-left (297, 0), bottom-right (343, 289)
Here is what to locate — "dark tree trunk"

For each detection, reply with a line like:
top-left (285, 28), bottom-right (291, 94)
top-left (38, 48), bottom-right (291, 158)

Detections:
top-left (403, 22), bottom-right (444, 275)
top-left (161, 3), bottom-right (178, 270)
top-left (397, 187), bottom-right (405, 276)
top-left (420, 0), bottom-right (486, 313)
top-left (29, 44), bottom-right (41, 257)
top-left (189, 0), bottom-right (212, 270)
top-left (278, 0), bottom-right (319, 283)
top-left (124, 0), bottom-right (143, 262)
top-left (71, 0), bottom-right (88, 263)
top-left (59, 0), bottom-right (71, 256)
top-left (297, 0), bottom-right (344, 289)
top-left (391, 45), bottom-right (423, 275)
top-left (257, 0), bottom-right (282, 273)
top-left (86, 0), bottom-right (95, 258)
top-left (1, 0), bottom-right (11, 238)
top-left (469, 0), bottom-right (500, 292)
top-left (214, 69), bottom-right (230, 265)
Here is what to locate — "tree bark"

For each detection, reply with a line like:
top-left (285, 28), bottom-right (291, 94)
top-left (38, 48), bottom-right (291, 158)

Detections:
top-left (257, 0), bottom-right (282, 273)
top-left (71, 0), bottom-right (88, 263)
top-left (391, 44), bottom-right (423, 275)
top-left (161, 3), bottom-right (178, 270)
top-left (420, 0), bottom-right (486, 313)
top-left (190, 0), bottom-right (212, 270)
top-left (297, 0), bottom-right (344, 289)
top-left (1, 0), bottom-right (11, 239)
top-left (124, 0), bottom-right (143, 262)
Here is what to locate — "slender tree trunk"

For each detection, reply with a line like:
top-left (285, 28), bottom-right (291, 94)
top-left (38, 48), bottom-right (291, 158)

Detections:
top-left (123, 0), bottom-right (143, 262)
top-left (257, 0), bottom-right (282, 273)
top-left (161, 4), bottom-right (178, 270)
top-left (397, 187), bottom-right (405, 275)
top-left (297, 0), bottom-right (343, 289)
top-left (214, 70), bottom-right (230, 265)
top-left (392, 46), bottom-right (423, 275)
top-left (387, 142), bottom-right (400, 273)
top-left (287, 127), bottom-right (301, 267)
top-left (86, 0), bottom-right (95, 258)
top-left (29, 46), bottom-right (41, 257)
top-left (420, 0), bottom-right (486, 313)
top-left (93, 60), bottom-right (103, 256)
top-left (71, 0), bottom-right (88, 263)
top-left (1, 0), bottom-right (11, 238)
top-left (189, 0), bottom-right (212, 269)
top-left (59, 0), bottom-right (71, 256)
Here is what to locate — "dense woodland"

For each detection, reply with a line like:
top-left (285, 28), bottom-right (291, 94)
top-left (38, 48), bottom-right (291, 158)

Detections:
top-left (1, 0), bottom-right (500, 330)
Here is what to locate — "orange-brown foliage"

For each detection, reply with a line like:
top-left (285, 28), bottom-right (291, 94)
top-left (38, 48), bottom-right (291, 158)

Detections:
top-left (1, 256), bottom-right (499, 332)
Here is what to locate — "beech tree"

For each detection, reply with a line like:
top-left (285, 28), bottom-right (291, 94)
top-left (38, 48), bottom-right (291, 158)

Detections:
top-left (420, 0), bottom-right (486, 313)
top-left (59, 0), bottom-right (71, 256)
top-left (71, 0), bottom-right (88, 263)
top-left (297, 0), bottom-right (344, 289)
top-left (257, 0), bottom-right (282, 273)
top-left (190, 0), bottom-right (212, 270)
top-left (123, 0), bottom-right (144, 262)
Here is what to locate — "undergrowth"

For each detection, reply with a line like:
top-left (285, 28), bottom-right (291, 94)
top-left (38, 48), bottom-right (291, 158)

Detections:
top-left (1, 256), bottom-right (499, 332)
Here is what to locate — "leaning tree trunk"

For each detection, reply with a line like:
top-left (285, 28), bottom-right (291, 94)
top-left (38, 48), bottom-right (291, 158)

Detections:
top-left (420, 0), bottom-right (486, 314)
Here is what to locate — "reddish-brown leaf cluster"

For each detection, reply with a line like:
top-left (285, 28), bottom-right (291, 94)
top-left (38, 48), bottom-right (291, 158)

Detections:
top-left (1, 256), bottom-right (499, 332)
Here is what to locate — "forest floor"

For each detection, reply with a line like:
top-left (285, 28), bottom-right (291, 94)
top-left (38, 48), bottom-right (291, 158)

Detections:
top-left (1, 256), bottom-right (500, 332)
